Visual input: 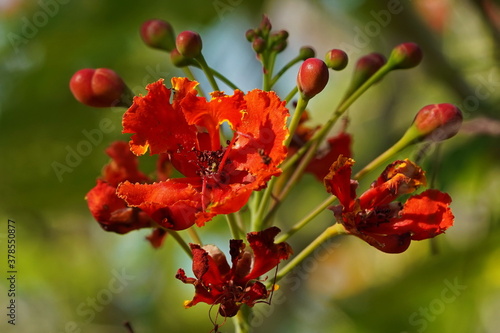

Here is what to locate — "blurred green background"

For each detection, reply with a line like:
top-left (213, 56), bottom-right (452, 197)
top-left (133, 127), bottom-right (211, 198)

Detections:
top-left (1, 0), bottom-right (500, 332)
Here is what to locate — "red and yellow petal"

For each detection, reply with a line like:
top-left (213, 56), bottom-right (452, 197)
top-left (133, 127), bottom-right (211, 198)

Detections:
top-left (122, 79), bottom-right (197, 156)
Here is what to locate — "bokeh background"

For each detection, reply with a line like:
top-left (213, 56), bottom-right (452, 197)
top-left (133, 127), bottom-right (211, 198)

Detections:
top-left (1, 0), bottom-right (500, 332)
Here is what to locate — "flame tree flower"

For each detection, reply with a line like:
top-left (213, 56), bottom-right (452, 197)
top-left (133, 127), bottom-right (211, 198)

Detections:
top-left (85, 141), bottom-right (168, 247)
top-left (325, 156), bottom-right (454, 253)
top-left (176, 227), bottom-right (292, 317)
top-left (116, 77), bottom-right (289, 230)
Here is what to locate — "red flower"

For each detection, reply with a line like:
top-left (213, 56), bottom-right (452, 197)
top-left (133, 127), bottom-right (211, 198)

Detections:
top-left (176, 227), bottom-right (292, 317)
top-left (324, 156), bottom-right (454, 253)
top-left (85, 141), bottom-right (167, 247)
top-left (116, 78), bottom-right (289, 230)
top-left (289, 111), bottom-right (352, 181)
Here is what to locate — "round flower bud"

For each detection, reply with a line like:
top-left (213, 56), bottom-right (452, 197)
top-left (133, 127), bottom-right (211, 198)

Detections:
top-left (388, 42), bottom-right (423, 70)
top-left (245, 29), bottom-right (257, 42)
top-left (412, 103), bottom-right (463, 141)
top-left (299, 46), bottom-right (315, 60)
top-left (69, 68), bottom-right (131, 108)
top-left (175, 31), bottom-right (202, 58)
top-left (252, 37), bottom-right (266, 54)
top-left (297, 58), bottom-right (329, 99)
top-left (325, 49), bottom-right (348, 70)
top-left (140, 19), bottom-right (176, 52)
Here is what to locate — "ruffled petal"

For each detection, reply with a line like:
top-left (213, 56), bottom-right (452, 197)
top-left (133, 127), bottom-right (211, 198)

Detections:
top-left (359, 159), bottom-right (426, 209)
top-left (122, 79), bottom-right (197, 155)
top-left (116, 179), bottom-right (202, 230)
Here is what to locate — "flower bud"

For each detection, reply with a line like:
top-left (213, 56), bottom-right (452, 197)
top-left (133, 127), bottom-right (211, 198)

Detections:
top-left (259, 15), bottom-right (272, 35)
top-left (170, 48), bottom-right (198, 67)
top-left (345, 53), bottom-right (386, 96)
top-left (387, 42), bottom-right (423, 70)
top-left (69, 68), bottom-right (131, 108)
top-left (299, 46), bottom-right (315, 60)
top-left (297, 58), bottom-right (329, 99)
top-left (175, 31), bottom-right (202, 58)
top-left (252, 37), bottom-right (266, 54)
top-left (325, 49), bottom-right (348, 70)
top-left (245, 29), bottom-right (257, 42)
top-left (140, 19), bottom-right (176, 52)
top-left (411, 103), bottom-right (463, 141)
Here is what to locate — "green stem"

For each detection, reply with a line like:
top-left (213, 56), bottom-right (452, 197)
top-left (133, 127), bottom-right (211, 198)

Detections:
top-left (195, 54), bottom-right (220, 91)
top-left (284, 86), bottom-right (298, 104)
top-left (354, 125), bottom-right (420, 179)
top-left (211, 68), bottom-right (240, 91)
top-left (274, 224), bottom-right (347, 283)
top-left (233, 306), bottom-right (251, 333)
top-left (168, 230), bottom-right (193, 258)
top-left (187, 227), bottom-right (202, 245)
top-left (226, 213), bottom-right (242, 239)
top-left (284, 95), bottom-right (308, 147)
top-left (269, 55), bottom-right (303, 88)
top-left (276, 195), bottom-right (338, 243)
top-left (281, 63), bottom-right (395, 173)
top-left (262, 141), bottom-right (318, 226)
top-left (252, 177), bottom-right (277, 231)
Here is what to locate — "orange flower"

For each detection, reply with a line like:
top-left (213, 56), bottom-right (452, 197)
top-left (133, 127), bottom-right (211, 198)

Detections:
top-left (117, 78), bottom-right (289, 230)
top-left (325, 156), bottom-right (454, 253)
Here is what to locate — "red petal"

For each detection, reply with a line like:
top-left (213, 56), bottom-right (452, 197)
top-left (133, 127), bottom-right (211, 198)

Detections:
top-left (122, 79), bottom-right (197, 155)
top-left (390, 189), bottom-right (454, 240)
top-left (145, 228), bottom-right (168, 249)
top-left (180, 88), bottom-right (245, 149)
top-left (306, 131), bottom-right (352, 181)
top-left (116, 180), bottom-right (202, 230)
top-left (86, 180), bottom-right (152, 234)
top-left (243, 227), bottom-right (292, 281)
top-left (229, 89), bottom-right (289, 179)
top-left (324, 156), bottom-right (357, 209)
top-left (102, 141), bottom-right (150, 186)
top-left (359, 159), bottom-right (426, 209)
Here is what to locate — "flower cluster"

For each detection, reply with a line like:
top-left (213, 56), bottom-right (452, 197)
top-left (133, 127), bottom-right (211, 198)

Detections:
top-left (70, 15), bottom-right (462, 331)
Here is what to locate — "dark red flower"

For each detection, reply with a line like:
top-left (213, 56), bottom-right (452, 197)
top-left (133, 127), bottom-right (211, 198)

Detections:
top-left (324, 156), bottom-right (454, 253)
top-left (86, 141), bottom-right (167, 248)
top-left (176, 227), bottom-right (292, 317)
top-left (117, 78), bottom-right (289, 230)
